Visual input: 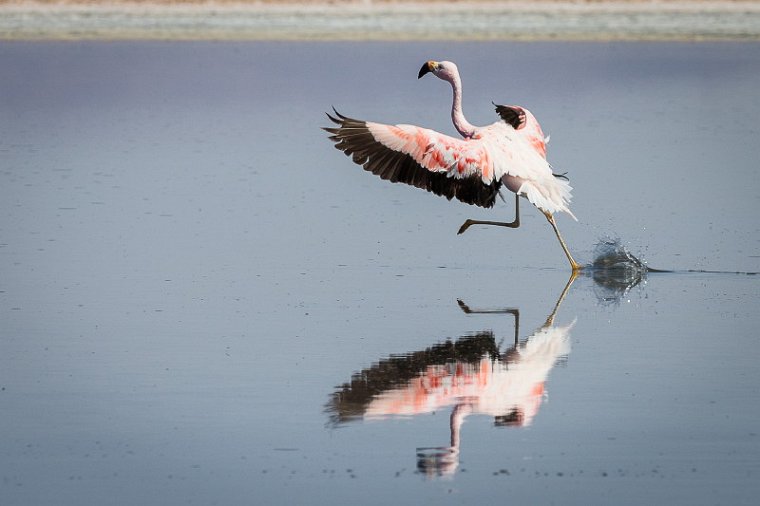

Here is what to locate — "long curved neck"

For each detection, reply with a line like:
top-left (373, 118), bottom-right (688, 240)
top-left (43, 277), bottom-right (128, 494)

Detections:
top-left (448, 72), bottom-right (476, 138)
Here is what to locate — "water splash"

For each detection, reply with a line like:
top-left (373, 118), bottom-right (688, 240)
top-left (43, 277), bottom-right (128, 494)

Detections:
top-left (591, 237), bottom-right (650, 273)
top-left (587, 237), bottom-right (649, 304)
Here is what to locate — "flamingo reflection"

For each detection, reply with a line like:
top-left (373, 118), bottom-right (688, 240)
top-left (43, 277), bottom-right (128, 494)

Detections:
top-left (327, 275), bottom-right (577, 477)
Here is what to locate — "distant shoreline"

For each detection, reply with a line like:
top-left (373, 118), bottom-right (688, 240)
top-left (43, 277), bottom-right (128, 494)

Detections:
top-left (2, 1), bottom-right (760, 40)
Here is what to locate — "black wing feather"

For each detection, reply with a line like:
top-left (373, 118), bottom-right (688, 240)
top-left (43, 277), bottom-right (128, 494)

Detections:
top-left (493, 103), bottom-right (527, 130)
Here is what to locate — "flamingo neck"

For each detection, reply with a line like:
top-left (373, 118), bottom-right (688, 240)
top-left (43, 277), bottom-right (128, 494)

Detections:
top-left (450, 403), bottom-right (472, 448)
top-left (448, 73), bottom-right (476, 138)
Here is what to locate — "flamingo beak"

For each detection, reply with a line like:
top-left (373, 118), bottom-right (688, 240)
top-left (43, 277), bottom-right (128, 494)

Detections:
top-left (418, 61), bottom-right (437, 79)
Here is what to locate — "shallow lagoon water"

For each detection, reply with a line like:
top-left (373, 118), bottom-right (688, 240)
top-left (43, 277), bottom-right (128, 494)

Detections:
top-left (1, 41), bottom-right (759, 505)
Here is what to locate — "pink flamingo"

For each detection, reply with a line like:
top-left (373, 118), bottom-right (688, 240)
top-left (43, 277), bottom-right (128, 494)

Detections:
top-left (325, 60), bottom-right (580, 271)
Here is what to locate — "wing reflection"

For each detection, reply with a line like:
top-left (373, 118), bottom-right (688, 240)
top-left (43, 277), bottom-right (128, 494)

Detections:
top-left (327, 274), bottom-right (577, 478)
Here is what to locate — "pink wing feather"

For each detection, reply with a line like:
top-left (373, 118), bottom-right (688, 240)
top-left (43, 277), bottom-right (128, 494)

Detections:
top-left (325, 111), bottom-right (501, 208)
top-left (367, 122), bottom-right (495, 183)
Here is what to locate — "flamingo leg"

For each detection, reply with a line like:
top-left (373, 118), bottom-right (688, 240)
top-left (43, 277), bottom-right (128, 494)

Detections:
top-left (543, 211), bottom-right (582, 272)
top-left (457, 300), bottom-right (520, 346)
top-left (543, 270), bottom-right (578, 327)
top-left (457, 194), bottom-right (520, 235)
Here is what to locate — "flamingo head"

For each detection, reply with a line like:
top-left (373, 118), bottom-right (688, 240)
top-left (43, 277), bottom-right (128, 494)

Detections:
top-left (418, 60), bottom-right (459, 82)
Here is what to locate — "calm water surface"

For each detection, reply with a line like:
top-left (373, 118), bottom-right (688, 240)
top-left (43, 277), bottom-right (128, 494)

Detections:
top-left (1, 41), bottom-right (759, 505)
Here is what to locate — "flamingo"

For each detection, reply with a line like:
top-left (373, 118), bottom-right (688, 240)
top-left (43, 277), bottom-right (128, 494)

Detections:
top-left (325, 60), bottom-right (581, 271)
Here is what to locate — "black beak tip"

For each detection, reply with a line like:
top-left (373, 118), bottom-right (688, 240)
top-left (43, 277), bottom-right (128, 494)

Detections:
top-left (418, 63), bottom-right (431, 79)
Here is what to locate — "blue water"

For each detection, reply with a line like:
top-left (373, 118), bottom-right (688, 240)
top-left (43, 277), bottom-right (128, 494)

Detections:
top-left (1, 41), bottom-right (759, 505)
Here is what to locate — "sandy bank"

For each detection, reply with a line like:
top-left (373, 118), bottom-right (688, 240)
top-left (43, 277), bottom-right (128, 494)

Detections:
top-left (2, 1), bottom-right (760, 40)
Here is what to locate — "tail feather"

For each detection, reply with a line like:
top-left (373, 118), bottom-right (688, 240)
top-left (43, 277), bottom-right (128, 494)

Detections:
top-left (518, 176), bottom-right (576, 221)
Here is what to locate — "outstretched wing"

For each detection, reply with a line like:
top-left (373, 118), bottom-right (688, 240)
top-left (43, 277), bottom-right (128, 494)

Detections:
top-left (324, 110), bottom-right (500, 208)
